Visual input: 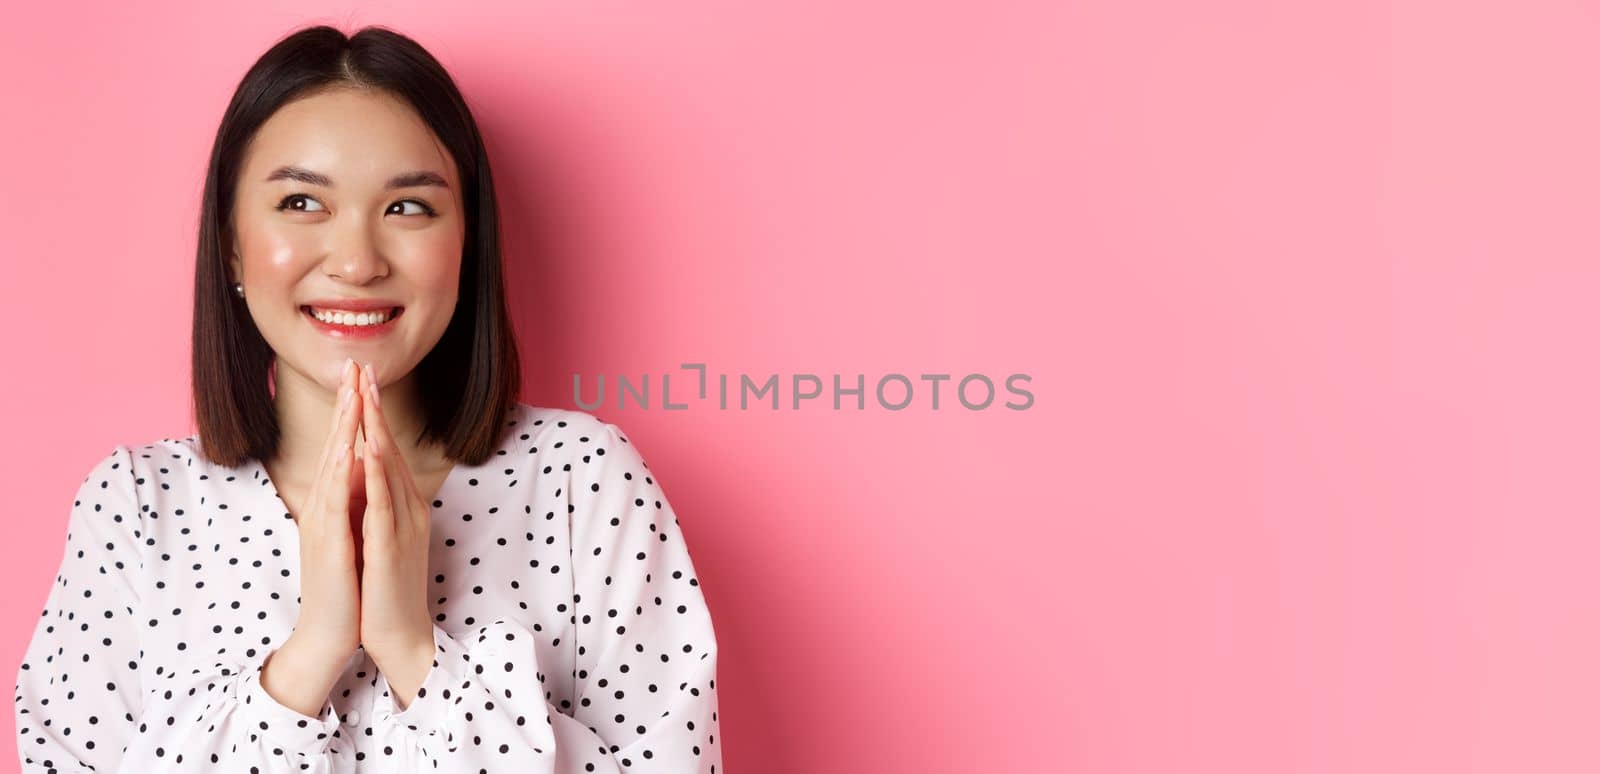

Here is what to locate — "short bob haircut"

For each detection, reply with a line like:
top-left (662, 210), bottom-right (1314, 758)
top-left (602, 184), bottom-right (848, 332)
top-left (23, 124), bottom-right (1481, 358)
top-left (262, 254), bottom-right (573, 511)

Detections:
top-left (192, 24), bottom-right (521, 469)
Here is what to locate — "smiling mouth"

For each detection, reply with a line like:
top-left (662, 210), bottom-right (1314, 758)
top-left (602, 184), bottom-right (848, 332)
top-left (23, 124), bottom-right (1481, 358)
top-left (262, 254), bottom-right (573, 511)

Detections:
top-left (300, 305), bottom-right (406, 327)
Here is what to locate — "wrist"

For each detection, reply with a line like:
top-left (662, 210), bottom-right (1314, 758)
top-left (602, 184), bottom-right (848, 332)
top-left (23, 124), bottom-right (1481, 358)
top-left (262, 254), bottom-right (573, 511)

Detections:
top-left (372, 632), bottom-right (438, 712)
top-left (262, 635), bottom-right (346, 717)
top-left (365, 626), bottom-right (435, 670)
top-left (285, 629), bottom-right (356, 671)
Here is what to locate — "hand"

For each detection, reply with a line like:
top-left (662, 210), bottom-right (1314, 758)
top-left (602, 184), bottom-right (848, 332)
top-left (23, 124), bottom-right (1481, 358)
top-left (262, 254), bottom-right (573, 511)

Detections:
top-left (289, 358), bottom-right (365, 659)
top-left (354, 362), bottom-right (436, 667)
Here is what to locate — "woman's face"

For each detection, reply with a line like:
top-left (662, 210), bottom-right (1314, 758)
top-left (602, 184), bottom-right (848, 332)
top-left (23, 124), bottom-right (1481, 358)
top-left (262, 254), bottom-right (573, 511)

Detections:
top-left (229, 86), bottom-right (465, 397)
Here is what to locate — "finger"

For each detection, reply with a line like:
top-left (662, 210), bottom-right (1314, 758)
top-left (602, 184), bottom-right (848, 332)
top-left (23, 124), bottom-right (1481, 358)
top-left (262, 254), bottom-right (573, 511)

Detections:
top-left (349, 370), bottom-right (367, 492)
top-left (321, 361), bottom-right (364, 529)
top-left (311, 359), bottom-right (356, 482)
top-left (359, 362), bottom-right (399, 458)
top-left (361, 412), bottom-right (396, 554)
top-left (304, 359), bottom-right (358, 523)
top-left (351, 366), bottom-right (373, 492)
top-left (362, 368), bottom-right (411, 534)
top-left (307, 435), bottom-right (350, 541)
top-left (363, 368), bottom-right (422, 533)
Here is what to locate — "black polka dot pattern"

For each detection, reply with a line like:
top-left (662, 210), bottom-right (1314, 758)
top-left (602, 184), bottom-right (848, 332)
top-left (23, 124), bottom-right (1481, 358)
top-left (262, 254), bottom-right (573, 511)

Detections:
top-left (13, 403), bottom-right (722, 772)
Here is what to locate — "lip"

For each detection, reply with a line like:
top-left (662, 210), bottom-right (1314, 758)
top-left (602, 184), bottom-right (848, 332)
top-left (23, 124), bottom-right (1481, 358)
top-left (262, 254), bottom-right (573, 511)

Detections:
top-left (303, 298), bottom-right (403, 312)
top-left (301, 305), bottom-right (405, 339)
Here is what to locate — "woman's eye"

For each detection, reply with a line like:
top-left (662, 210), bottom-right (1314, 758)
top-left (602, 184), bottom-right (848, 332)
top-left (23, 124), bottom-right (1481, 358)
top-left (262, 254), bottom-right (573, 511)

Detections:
top-left (275, 194), bottom-right (326, 213)
top-left (273, 194), bottom-right (435, 217)
top-left (391, 199), bottom-right (437, 217)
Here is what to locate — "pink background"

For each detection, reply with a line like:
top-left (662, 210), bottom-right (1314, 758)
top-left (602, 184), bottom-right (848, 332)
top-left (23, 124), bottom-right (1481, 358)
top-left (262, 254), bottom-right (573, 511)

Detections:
top-left (2, 1), bottom-right (1596, 772)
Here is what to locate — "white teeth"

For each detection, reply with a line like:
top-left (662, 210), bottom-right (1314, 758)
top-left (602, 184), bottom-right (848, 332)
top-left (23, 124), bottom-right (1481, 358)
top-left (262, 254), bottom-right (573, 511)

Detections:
top-left (310, 307), bottom-right (392, 327)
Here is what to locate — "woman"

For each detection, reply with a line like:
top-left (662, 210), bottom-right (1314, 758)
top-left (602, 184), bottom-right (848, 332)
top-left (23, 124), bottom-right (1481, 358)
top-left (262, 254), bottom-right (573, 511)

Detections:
top-left (13, 24), bottom-right (722, 773)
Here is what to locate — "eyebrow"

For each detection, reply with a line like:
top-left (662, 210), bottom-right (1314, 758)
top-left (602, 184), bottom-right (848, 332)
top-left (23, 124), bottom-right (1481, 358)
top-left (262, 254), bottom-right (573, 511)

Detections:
top-left (263, 165), bottom-right (450, 190)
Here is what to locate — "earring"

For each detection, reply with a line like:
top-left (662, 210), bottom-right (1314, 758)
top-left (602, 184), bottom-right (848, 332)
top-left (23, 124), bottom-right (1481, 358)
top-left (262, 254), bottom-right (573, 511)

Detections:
top-left (233, 282), bottom-right (245, 298)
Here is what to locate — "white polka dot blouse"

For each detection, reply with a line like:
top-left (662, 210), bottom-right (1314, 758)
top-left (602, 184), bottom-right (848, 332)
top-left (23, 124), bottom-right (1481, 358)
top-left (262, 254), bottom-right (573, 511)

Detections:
top-left (13, 403), bottom-right (722, 772)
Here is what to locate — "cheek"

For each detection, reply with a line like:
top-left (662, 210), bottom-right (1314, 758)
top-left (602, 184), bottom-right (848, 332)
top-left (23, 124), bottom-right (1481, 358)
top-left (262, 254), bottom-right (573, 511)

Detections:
top-left (241, 246), bottom-right (314, 307)
top-left (262, 243), bottom-right (307, 274)
top-left (236, 221), bottom-right (319, 278)
top-left (404, 238), bottom-right (464, 293)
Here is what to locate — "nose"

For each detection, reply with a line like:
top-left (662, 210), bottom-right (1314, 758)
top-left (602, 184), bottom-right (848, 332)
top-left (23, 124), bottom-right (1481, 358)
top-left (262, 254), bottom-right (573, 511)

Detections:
top-left (323, 222), bottom-right (390, 283)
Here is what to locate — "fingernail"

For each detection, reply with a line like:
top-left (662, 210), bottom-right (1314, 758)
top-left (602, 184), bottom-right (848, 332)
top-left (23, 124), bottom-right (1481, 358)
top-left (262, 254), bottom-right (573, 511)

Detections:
top-left (341, 385), bottom-right (354, 408)
top-left (363, 361), bottom-right (376, 384)
top-left (369, 382), bottom-right (381, 408)
top-left (343, 357), bottom-right (356, 381)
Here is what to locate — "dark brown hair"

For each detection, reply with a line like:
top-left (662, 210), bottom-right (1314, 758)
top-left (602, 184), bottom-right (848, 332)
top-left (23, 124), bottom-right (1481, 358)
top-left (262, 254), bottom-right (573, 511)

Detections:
top-left (192, 24), bottom-right (520, 469)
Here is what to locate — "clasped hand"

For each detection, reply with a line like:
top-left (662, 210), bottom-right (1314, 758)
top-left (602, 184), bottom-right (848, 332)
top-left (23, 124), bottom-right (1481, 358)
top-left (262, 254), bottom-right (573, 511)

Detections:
top-left (307, 357), bottom-right (435, 675)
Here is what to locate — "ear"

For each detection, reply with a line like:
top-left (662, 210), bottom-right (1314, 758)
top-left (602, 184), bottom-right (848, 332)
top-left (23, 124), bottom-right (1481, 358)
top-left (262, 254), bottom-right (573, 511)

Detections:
top-left (227, 246), bottom-right (242, 285)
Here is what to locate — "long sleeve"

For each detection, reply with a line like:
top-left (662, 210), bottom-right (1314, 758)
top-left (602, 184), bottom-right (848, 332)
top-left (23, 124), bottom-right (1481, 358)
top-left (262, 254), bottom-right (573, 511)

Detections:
top-left (368, 420), bottom-right (723, 772)
top-left (13, 445), bottom-right (354, 773)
